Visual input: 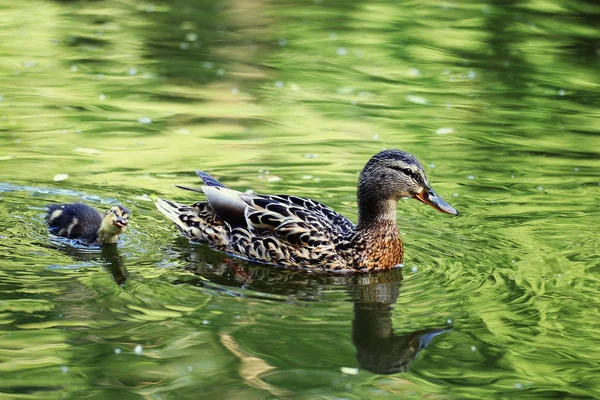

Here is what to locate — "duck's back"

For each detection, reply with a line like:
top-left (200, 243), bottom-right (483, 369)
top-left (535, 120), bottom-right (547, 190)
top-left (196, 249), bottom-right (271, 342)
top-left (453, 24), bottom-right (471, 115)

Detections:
top-left (46, 203), bottom-right (103, 241)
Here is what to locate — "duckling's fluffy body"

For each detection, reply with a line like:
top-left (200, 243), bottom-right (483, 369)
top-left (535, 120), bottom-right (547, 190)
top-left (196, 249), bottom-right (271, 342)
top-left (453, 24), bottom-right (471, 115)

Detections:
top-left (156, 149), bottom-right (457, 272)
top-left (46, 203), bottom-right (130, 244)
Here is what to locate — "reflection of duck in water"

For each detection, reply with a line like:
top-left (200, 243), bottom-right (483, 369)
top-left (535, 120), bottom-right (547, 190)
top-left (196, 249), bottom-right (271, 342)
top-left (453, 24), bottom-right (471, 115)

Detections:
top-left (169, 244), bottom-right (449, 374)
top-left (49, 242), bottom-right (129, 286)
top-left (46, 203), bottom-right (130, 244)
top-left (350, 279), bottom-right (449, 374)
top-left (156, 149), bottom-right (457, 272)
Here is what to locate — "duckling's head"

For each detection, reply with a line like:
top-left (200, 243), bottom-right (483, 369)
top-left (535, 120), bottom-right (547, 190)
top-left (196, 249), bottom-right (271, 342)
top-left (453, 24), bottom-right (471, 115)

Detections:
top-left (357, 149), bottom-right (457, 222)
top-left (99, 205), bottom-right (130, 241)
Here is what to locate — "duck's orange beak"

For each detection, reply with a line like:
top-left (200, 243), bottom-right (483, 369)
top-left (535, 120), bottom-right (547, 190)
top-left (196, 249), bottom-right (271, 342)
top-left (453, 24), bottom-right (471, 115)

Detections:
top-left (413, 186), bottom-right (458, 215)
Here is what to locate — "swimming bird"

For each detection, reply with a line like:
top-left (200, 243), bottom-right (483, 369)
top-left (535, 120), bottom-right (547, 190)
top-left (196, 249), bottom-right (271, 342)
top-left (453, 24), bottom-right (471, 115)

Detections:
top-left (155, 149), bottom-right (457, 272)
top-left (45, 203), bottom-right (130, 244)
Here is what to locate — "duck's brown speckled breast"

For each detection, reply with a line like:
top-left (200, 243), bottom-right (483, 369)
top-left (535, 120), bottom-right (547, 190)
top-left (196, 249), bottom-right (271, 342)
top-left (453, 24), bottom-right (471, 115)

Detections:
top-left (349, 221), bottom-right (404, 271)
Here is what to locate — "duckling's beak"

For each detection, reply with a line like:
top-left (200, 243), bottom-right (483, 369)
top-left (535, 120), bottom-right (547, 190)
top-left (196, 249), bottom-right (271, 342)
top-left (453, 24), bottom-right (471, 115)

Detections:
top-left (414, 186), bottom-right (458, 215)
top-left (114, 217), bottom-right (128, 228)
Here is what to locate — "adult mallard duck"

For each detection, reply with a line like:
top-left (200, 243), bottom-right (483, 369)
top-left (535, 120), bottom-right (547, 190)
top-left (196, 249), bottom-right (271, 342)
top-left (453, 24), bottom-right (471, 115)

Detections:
top-left (46, 203), bottom-right (130, 244)
top-left (155, 149), bottom-right (457, 272)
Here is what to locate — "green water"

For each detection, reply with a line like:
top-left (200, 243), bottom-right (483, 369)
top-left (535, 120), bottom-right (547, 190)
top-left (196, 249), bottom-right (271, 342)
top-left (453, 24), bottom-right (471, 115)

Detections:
top-left (1, 0), bottom-right (599, 398)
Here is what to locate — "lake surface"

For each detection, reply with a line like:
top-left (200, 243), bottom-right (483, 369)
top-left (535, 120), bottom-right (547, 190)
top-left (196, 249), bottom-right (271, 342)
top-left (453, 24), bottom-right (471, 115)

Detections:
top-left (1, 0), bottom-right (599, 398)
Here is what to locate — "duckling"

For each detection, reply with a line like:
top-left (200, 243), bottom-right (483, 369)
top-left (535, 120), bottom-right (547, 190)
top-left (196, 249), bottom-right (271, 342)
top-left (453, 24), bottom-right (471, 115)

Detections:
top-left (45, 203), bottom-right (130, 244)
top-left (155, 149), bottom-right (457, 272)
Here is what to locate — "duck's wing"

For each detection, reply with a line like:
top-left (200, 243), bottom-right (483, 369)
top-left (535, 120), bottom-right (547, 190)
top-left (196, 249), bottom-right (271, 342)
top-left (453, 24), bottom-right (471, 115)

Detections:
top-left (237, 194), bottom-right (354, 247)
top-left (268, 195), bottom-right (355, 236)
top-left (200, 184), bottom-right (354, 236)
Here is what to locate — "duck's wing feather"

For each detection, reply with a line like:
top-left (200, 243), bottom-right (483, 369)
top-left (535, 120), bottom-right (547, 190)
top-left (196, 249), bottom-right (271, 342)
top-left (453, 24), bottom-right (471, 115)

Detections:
top-left (239, 194), bottom-right (354, 245)
top-left (269, 195), bottom-right (355, 236)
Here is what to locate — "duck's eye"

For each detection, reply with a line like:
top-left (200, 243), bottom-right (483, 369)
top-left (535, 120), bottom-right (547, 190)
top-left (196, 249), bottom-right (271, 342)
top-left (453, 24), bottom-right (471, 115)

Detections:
top-left (390, 165), bottom-right (414, 177)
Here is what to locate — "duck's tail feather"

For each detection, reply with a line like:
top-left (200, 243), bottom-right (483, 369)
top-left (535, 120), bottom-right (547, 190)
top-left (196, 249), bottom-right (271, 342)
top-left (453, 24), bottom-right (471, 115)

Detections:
top-left (155, 198), bottom-right (193, 233)
top-left (175, 185), bottom-right (204, 193)
top-left (195, 170), bottom-right (228, 188)
top-left (155, 198), bottom-right (230, 248)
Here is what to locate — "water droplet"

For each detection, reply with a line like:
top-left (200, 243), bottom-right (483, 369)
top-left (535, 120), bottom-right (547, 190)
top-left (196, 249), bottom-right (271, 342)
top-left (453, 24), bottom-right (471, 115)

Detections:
top-left (340, 367), bottom-right (359, 375)
top-left (302, 175), bottom-right (313, 180)
top-left (336, 47), bottom-right (347, 56)
top-left (574, 167), bottom-right (579, 172)
top-left (138, 117), bottom-right (152, 124)
top-left (98, 93), bottom-right (106, 101)
top-left (328, 32), bottom-right (338, 40)
top-left (558, 89), bottom-right (565, 96)
top-left (60, 366), bottom-right (69, 373)
top-left (514, 383), bottom-right (523, 389)
top-left (266, 176), bottom-right (282, 182)
top-left (231, 87), bottom-right (239, 94)
top-left (70, 65), bottom-right (79, 72)
top-left (202, 62), bottom-right (214, 69)
top-left (373, 134), bottom-right (380, 141)
top-left (558, 274), bottom-right (562, 278)
top-left (96, 73), bottom-right (104, 80)
top-left (436, 127), bottom-right (454, 135)
top-left (275, 80), bottom-right (284, 88)
top-left (187, 366), bottom-right (193, 372)
top-left (453, 193), bottom-right (459, 197)
top-left (217, 69), bottom-right (225, 77)
top-left (445, 102), bottom-right (452, 110)
top-left (411, 266), bottom-right (418, 273)
top-left (53, 174), bottom-right (68, 182)
top-left (202, 320), bottom-right (210, 325)
top-left (304, 153), bottom-right (318, 159)
top-left (467, 175), bottom-right (474, 180)
top-left (447, 319), bottom-right (453, 324)
top-left (408, 67), bottom-right (420, 77)
top-left (406, 95), bottom-right (428, 105)
top-left (278, 38), bottom-right (287, 46)
top-left (134, 344), bottom-right (143, 355)
top-left (470, 346), bottom-right (476, 351)
top-left (429, 163), bottom-right (436, 168)
top-left (467, 70), bottom-right (477, 79)
top-left (114, 348), bottom-right (121, 354)
top-left (538, 187), bottom-right (544, 191)
top-left (128, 67), bottom-right (137, 76)
top-left (186, 32), bottom-right (198, 42)
top-left (180, 42), bottom-right (189, 50)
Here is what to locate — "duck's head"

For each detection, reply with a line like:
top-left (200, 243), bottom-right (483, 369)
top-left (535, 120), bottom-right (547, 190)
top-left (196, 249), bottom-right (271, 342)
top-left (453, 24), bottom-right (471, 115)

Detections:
top-left (100, 205), bottom-right (130, 237)
top-left (357, 149), bottom-right (457, 222)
